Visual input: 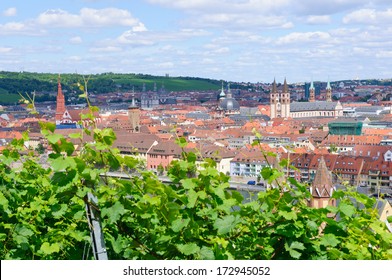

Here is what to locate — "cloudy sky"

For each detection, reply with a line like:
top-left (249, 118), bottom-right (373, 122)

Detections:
top-left (1, 0), bottom-right (392, 83)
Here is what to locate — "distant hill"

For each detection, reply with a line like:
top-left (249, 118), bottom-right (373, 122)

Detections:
top-left (0, 71), bottom-right (223, 105)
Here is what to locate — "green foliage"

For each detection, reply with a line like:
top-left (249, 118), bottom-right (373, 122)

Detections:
top-left (0, 71), bottom-right (222, 104)
top-left (0, 124), bottom-right (391, 260)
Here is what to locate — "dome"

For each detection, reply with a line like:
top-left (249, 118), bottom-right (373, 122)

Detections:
top-left (219, 97), bottom-right (240, 111)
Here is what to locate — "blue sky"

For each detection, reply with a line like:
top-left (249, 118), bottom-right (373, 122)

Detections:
top-left (1, 0), bottom-right (392, 83)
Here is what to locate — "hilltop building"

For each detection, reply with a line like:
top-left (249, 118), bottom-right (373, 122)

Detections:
top-left (140, 83), bottom-right (177, 110)
top-left (140, 83), bottom-right (160, 110)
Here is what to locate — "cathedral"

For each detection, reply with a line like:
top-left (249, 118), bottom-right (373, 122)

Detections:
top-left (270, 79), bottom-right (343, 119)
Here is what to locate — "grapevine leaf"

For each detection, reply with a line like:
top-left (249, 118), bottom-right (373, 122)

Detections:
top-left (171, 217), bottom-right (190, 232)
top-left (213, 215), bottom-right (240, 235)
top-left (339, 202), bottom-right (356, 217)
top-left (69, 133), bottom-right (82, 139)
top-left (175, 137), bottom-right (187, 148)
top-left (51, 204), bottom-right (68, 219)
top-left (320, 234), bottom-right (340, 247)
top-left (187, 189), bottom-right (198, 208)
top-left (40, 242), bottom-right (60, 255)
top-left (181, 178), bottom-right (196, 190)
top-left (200, 246), bottom-right (215, 260)
top-left (176, 243), bottom-right (200, 256)
top-left (101, 201), bottom-right (126, 223)
top-left (47, 134), bottom-right (63, 144)
top-left (279, 210), bottom-right (297, 221)
top-left (285, 241), bottom-right (305, 259)
top-left (0, 192), bottom-right (9, 209)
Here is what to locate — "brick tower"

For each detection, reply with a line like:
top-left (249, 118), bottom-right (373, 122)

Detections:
top-left (309, 156), bottom-right (335, 209)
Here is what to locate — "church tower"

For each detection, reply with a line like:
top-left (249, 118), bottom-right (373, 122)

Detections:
top-left (309, 80), bottom-right (315, 102)
top-left (55, 75), bottom-right (72, 125)
top-left (219, 81), bottom-right (226, 100)
top-left (128, 96), bottom-right (140, 133)
top-left (326, 80), bottom-right (332, 102)
top-left (280, 78), bottom-right (290, 118)
top-left (270, 79), bottom-right (290, 119)
top-left (309, 156), bottom-right (335, 209)
top-left (270, 79), bottom-right (279, 119)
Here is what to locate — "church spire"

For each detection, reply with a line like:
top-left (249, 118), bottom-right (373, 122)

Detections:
top-left (326, 80), bottom-right (331, 90)
top-left (309, 156), bottom-right (335, 209)
top-left (129, 95), bottom-right (137, 108)
top-left (55, 74), bottom-right (66, 124)
top-left (309, 79), bottom-right (315, 102)
top-left (283, 77), bottom-right (288, 93)
top-left (227, 82), bottom-right (232, 98)
top-left (312, 156), bottom-right (333, 194)
top-left (310, 80), bottom-right (315, 90)
top-left (326, 79), bottom-right (332, 102)
top-left (219, 81), bottom-right (226, 99)
top-left (272, 78), bottom-right (277, 93)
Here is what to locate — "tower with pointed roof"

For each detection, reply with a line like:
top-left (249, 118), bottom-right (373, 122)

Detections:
top-left (128, 96), bottom-right (140, 133)
top-left (270, 78), bottom-right (290, 119)
top-left (326, 80), bottom-right (332, 102)
top-left (270, 79), bottom-right (279, 119)
top-left (309, 156), bottom-right (336, 209)
top-left (55, 75), bottom-right (72, 125)
top-left (309, 80), bottom-right (315, 102)
top-left (281, 78), bottom-right (291, 118)
top-left (219, 81), bottom-right (226, 100)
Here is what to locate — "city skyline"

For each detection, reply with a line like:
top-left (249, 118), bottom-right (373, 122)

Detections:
top-left (1, 0), bottom-right (392, 83)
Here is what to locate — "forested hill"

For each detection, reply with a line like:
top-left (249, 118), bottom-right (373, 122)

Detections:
top-left (0, 71), bottom-right (223, 105)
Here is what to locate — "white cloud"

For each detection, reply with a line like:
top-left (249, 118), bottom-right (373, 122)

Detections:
top-left (36, 9), bottom-right (82, 27)
top-left (70, 36), bottom-right (83, 44)
top-left (147, 0), bottom-right (293, 29)
top-left (116, 28), bottom-right (209, 46)
top-left (35, 8), bottom-right (147, 29)
top-left (68, 56), bottom-right (82, 61)
top-left (3, 7), bottom-right (17, 17)
top-left (117, 30), bottom-right (155, 46)
top-left (89, 46), bottom-right (122, 53)
top-left (0, 22), bottom-right (43, 36)
top-left (376, 50), bottom-right (392, 58)
top-left (190, 13), bottom-right (292, 29)
top-left (157, 62), bottom-right (174, 68)
top-left (276, 31), bottom-right (331, 45)
top-left (147, 0), bottom-right (291, 13)
top-left (306, 15), bottom-right (331, 25)
top-left (0, 47), bottom-right (13, 53)
top-left (343, 8), bottom-right (392, 24)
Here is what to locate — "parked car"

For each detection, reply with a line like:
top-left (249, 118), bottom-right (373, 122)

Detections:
top-left (247, 180), bottom-right (256, 185)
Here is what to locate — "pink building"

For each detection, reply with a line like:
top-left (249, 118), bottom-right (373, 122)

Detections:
top-left (147, 141), bottom-right (181, 170)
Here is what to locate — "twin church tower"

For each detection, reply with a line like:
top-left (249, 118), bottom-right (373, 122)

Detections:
top-left (270, 78), bottom-right (333, 119)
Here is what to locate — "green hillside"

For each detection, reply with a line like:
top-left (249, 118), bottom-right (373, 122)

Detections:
top-left (0, 71), bottom-right (223, 105)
